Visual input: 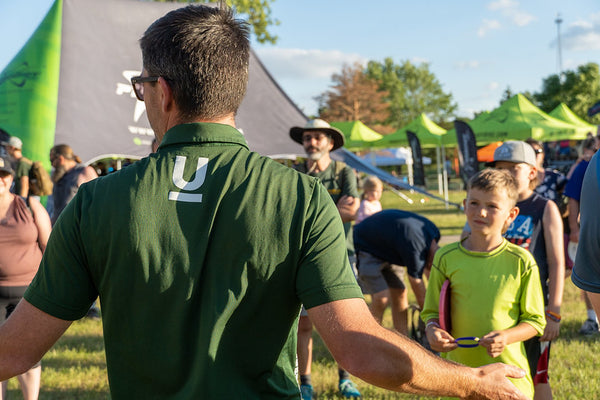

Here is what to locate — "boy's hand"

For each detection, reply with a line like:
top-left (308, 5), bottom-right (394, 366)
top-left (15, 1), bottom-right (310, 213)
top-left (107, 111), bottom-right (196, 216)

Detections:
top-left (426, 324), bottom-right (458, 353)
top-left (540, 319), bottom-right (560, 342)
top-left (479, 331), bottom-right (507, 358)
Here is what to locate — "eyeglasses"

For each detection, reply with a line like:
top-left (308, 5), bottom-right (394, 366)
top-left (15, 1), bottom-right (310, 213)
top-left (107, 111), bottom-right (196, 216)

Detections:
top-left (533, 147), bottom-right (543, 154)
top-left (130, 76), bottom-right (160, 101)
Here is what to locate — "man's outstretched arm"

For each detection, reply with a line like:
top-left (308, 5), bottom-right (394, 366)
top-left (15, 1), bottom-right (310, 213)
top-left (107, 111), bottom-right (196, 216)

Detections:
top-left (0, 300), bottom-right (72, 380)
top-left (308, 298), bottom-right (529, 400)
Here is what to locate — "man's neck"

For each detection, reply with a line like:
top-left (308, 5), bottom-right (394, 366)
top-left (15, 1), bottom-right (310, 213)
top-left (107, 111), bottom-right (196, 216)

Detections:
top-left (158, 114), bottom-right (236, 143)
top-left (306, 155), bottom-right (332, 174)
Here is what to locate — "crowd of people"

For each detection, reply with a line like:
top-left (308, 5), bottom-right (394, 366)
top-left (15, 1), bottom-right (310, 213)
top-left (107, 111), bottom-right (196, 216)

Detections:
top-left (0, 4), bottom-right (598, 400)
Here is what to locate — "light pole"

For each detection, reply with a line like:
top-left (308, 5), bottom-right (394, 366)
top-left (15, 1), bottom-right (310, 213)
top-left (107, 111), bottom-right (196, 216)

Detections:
top-left (555, 13), bottom-right (563, 81)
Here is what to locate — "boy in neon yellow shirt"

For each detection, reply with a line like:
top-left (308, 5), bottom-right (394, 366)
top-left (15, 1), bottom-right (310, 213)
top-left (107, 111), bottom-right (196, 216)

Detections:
top-left (422, 168), bottom-right (546, 399)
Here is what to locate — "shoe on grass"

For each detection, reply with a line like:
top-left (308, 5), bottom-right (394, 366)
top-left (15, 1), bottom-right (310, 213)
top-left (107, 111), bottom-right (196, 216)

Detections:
top-left (579, 318), bottom-right (599, 335)
top-left (339, 379), bottom-right (361, 398)
top-left (300, 383), bottom-right (313, 400)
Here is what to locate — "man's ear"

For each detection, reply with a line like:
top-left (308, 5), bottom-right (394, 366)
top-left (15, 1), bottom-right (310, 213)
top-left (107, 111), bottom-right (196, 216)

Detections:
top-left (157, 77), bottom-right (174, 113)
top-left (327, 137), bottom-right (334, 152)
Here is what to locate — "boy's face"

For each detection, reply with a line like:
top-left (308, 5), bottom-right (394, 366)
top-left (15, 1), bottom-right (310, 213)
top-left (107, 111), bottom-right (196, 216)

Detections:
top-left (493, 161), bottom-right (535, 194)
top-left (464, 188), bottom-right (519, 237)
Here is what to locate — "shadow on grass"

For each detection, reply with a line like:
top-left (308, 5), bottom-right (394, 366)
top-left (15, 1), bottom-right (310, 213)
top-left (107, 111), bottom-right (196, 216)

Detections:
top-left (556, 320), bottom-right (600, 343)
top-left (51, 334), bottom-right (105, 353)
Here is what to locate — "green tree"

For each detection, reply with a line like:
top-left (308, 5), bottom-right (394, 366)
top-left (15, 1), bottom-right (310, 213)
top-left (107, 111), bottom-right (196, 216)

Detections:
top-left (155, 0), bottom-right (279, 44)
top-left (500, 86), bottom-right (514, 104)
top-left (316, 63), bottom-right (390, 129)
top-left (533, 62), bottom-right (600, 124)
top-left (499, 87), bottom-right (533, 105)
top-left (365, 58), bottom-right (457, 129)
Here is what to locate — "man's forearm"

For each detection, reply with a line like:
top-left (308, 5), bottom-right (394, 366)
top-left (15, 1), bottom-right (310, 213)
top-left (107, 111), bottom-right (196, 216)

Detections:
top-left (408, 276), bottom-right (426, 309)
top-left (0, 300), bottom-right (72, 380)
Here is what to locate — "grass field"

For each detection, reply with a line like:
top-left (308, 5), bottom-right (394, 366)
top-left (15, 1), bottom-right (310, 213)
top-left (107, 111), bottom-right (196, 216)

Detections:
top-left (6, 188), bottom-right (599, 399)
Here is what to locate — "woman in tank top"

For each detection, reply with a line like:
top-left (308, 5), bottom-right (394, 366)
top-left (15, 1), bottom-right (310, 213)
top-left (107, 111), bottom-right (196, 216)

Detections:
top-left (0, 155), bottom-right (51, 400)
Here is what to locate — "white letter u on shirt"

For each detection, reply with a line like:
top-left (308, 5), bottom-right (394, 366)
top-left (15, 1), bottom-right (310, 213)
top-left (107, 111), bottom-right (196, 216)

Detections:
top-left (168, 155), bottom-right (208, 203)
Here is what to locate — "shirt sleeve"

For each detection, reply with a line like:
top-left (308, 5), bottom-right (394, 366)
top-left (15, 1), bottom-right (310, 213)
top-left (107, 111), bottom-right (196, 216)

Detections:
top-left (24, 187), bottom-right (98, 320)
top-left (572, 153), bottom-right (600, 293)
top-left (341, 166), bottom-right (359, 199)
top-left (296, 182), bottom-right (363, 309)
top-left (518, 254), bottom-right (546, 335)
top-left (421, 251), bottom-right (445, 323)
top-left (16, 159), bottom-right (32, 179)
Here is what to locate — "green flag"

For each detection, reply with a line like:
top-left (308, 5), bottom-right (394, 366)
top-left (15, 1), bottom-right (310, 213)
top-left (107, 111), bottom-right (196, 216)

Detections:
top-left (0, 0), bottom-right (62, 169)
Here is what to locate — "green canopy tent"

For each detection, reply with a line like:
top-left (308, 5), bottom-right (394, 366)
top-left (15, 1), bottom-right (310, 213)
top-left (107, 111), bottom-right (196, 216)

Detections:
top-left (330, 120), bottom-right (384, 151)
top-left (446, 94), bottom-right (581, 145)
top-left (372, 113), bottom-right (452, 202)
top-left (373, 113), bottom-right (451, 148)
top-left (549, 103), bottom-right (597, 138)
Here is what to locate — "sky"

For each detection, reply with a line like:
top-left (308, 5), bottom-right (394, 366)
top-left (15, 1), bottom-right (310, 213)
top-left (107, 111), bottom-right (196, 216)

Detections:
top-left (1, 0), bottom-right (599, 120)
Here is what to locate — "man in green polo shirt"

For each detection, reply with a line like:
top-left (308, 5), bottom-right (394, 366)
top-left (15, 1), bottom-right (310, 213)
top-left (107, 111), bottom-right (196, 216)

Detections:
top-left (0, 5), bottom-right (531, 400)
top-left (289, 118), bottom-right (361, 399)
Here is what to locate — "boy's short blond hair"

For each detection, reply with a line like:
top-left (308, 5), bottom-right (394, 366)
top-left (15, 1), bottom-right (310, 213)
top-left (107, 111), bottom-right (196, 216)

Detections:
top-left (467, 168), bottom-right (519, 206)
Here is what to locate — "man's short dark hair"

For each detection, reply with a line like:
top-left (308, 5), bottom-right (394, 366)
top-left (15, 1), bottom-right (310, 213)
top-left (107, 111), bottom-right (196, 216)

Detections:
top-left (140, 5), bottom-right (250, 121)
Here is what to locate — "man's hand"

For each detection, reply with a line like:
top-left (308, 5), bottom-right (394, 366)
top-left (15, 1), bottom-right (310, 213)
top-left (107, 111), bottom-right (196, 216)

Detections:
top-left (336, 195), bottom-right (359, 223)
top-left (466, 363), bottom-right (529, 400)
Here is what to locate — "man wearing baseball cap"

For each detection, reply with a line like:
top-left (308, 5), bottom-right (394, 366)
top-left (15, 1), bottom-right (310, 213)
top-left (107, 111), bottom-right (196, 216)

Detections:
top-left (290, 119), bottom-right (361, 399)
top-left (489, 140), bottom-right (564, 400)
top-left (1, 136), bottom-right (31, 198)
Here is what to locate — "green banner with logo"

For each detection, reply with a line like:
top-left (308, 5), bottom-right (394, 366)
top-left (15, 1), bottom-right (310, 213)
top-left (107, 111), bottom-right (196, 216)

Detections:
top-left (0, 0), bottom-right (62, 169)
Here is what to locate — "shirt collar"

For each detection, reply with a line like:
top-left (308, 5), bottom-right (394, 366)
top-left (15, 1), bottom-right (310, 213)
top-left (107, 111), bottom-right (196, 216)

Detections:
top-left (158, 123), bottom-right (249, 151)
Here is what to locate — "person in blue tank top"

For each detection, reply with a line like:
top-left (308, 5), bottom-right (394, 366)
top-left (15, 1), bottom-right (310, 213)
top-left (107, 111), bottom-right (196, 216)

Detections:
top-left (489, 141), bottom-right (564, 400)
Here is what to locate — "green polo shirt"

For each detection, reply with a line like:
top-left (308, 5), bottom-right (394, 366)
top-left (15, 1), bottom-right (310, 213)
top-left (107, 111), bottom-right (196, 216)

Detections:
top-left (25, 123), bottom-right (363, 399)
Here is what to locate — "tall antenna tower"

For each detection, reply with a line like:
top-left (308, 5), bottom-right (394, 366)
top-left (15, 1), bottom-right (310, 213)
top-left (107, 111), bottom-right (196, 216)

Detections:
top-left (555, 13), bottom-right (563, 80)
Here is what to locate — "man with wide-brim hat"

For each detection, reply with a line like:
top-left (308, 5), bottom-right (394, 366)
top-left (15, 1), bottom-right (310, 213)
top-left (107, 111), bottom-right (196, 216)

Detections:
top-left (289, 118), bottom-right (345, 153)
top-left (289, 119), bottom-right (361, 399)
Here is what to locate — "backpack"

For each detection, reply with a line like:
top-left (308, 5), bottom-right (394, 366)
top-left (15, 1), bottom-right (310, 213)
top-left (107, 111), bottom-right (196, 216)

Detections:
top-left (28, 160), bottom-right (53, 196)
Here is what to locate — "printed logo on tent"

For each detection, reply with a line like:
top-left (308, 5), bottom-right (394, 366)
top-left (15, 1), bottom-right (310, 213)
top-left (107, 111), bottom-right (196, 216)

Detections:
top-left (0, 62), bottom-right (39, 88)
top-left (115, 70), bottom-right (154, 145)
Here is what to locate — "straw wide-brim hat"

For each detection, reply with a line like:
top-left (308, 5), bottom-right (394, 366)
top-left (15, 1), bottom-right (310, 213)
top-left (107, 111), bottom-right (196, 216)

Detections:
top-left (289, 119), bottom-right (345, 151)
